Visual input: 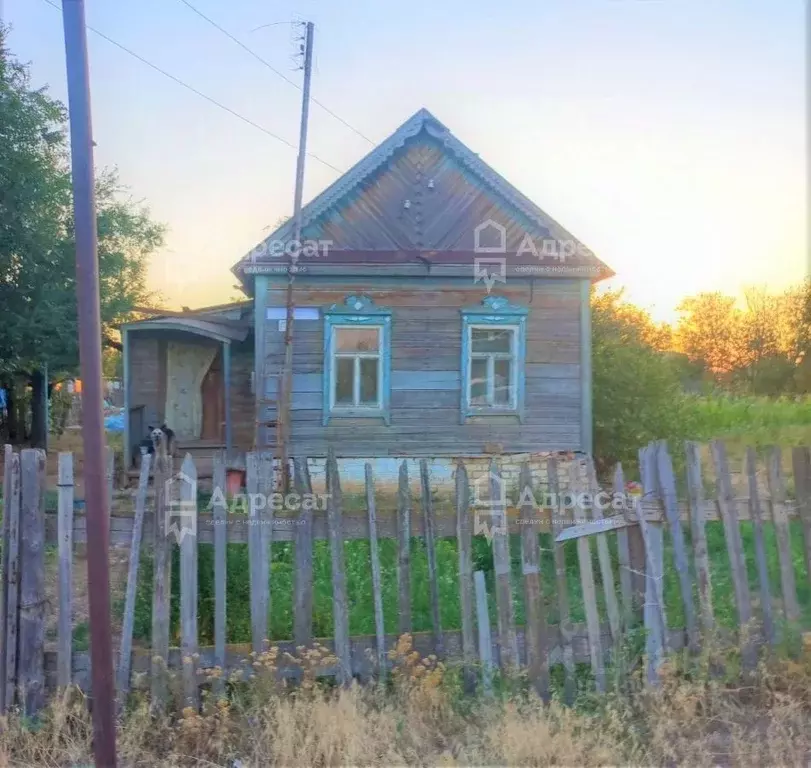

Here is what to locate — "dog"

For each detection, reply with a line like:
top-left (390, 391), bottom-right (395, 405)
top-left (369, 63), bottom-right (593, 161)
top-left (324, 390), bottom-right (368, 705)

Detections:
top-left (137, 423), bottom-right (176, 467)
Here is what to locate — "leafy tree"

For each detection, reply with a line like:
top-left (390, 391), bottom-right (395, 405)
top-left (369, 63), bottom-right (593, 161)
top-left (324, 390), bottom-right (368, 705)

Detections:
top-left (0, 29), bottom-right (165, 445)
top-left (591, 289), bottom-right (690, 470)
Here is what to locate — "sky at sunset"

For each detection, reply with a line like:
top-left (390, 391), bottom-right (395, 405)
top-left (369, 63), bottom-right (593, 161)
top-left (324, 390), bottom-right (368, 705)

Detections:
top-left (3, 0), bottom-right (808, 321)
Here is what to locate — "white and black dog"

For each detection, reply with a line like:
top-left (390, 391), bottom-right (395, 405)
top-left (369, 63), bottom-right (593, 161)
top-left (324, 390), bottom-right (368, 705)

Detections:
top-left (137, 423), bottom-right (176, 465)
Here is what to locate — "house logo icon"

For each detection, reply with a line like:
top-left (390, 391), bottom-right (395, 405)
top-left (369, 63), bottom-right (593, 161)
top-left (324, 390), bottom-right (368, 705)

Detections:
top-left (471, 468), bottom-right (508, 542)
top-left (164, 469), bottom-right (197, 544)
top-left (474, 219), bottom-right (507, 253)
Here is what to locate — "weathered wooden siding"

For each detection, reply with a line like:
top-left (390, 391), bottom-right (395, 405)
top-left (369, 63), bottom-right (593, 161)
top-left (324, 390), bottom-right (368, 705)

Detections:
top-left (129, 335), bottom-right (163, 431)
top-left (262, 278), bottom-right (583, 456)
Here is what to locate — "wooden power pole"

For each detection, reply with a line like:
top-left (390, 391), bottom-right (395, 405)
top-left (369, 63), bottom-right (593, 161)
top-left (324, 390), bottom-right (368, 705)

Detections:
top-left (60, 0), bottom-right (117, 764)
top-left (277, 21), bottom-right (314, 490)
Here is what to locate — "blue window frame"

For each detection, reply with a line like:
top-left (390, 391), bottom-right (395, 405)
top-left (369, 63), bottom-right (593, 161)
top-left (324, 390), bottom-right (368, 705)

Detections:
top-left (460, 296), bottom-right (528, 422)
top-left (323, 295), bottom-right (392, 425)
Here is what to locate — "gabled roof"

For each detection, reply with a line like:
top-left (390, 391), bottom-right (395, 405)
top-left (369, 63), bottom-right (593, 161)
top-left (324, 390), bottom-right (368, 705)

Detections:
top-left (234, 108), bottom-right (612, 282)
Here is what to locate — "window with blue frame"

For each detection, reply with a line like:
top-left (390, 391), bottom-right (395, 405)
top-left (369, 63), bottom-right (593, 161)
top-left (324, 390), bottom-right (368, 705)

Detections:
top-left (322, 296), bottom-right (391, 424)
top-left (461, 296), bottom-right (527, 421)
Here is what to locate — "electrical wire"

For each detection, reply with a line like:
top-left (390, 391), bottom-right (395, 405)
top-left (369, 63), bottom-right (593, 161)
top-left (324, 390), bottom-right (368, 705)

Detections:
top-left (40, 0), bottom-right (345, 173)
top-left (177, 0), bottom-right (376, 145)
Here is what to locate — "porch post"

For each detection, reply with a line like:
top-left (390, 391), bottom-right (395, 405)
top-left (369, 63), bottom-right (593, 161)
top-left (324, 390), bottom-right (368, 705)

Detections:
top-left (223, 340), bottom-right (232, 457)
top-left (123, 327), bottom-right (130, 468)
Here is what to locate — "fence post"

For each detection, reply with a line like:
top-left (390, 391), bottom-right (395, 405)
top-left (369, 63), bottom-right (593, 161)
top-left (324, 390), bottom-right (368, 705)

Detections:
top-left (655, 441), bottom-right (698, 652)
top-left (745, 447), bottom-right (775, 648)
top-left (489, 459), bottom-right (518, 671)
top-left (420, 459), bottom-right (443, 656)
top-left (18, 449), bottom-right (46, 715)
top-left (365, 463), bottom-right (386, 678)
top-left (57, 452), bottom-right (75, 689)
top-left (326, 449), bottom-right (351, 686)
top-left (293, 457), bottom-right (314, 648)
top-left (179, 454), bottom-right (199, 710)
top-left (547, 456), bottom-right (575, 705)
top-left (150, 452), bottom-right (172, 710)
top-left (613, 463), bottom-right (634, 630)
top-left (117, 452), bottom-right (151, 705)
top-left (569, 459), bottom-right (604, 692)
top-left (685, 441), bottom-right (713, 633)
top-left (397, 460), bottom-right (412, 635)
top-left (473, 570), bottom-right (493, 696)
top-left (638, 443), bottom-right (666, 685)
top-left (246, 452), bottom-right (267, 655)
top-left (519, 461), bottom-right (549, 701)
top-left (1, 449), bottom-right (20, 713)
top-left (455, 461), bottom-right (476, 694)
top-left (711, 440), bottom-right (756, 670)
top-left (212, 453), bottom-right (228, 698)
top-left (766, 447), bottom-right (800, 625)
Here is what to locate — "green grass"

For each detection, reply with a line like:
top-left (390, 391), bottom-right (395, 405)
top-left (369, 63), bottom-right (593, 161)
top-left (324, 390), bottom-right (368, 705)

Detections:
top-left (128, 510), bottom-right (811, 648)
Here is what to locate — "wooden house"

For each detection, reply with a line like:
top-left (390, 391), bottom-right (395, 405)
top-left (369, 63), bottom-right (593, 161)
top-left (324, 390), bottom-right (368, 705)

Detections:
top-left (121, 108), bottom-right (612, 478)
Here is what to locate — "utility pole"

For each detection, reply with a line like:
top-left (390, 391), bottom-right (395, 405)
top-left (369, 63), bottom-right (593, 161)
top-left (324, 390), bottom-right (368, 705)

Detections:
top-left (61, 1), bottom-right (117, 765)
top-left (277, 20), bottom-right (314, 490)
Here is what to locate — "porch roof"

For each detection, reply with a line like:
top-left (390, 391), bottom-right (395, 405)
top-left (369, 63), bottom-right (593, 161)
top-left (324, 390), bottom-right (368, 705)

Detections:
top-left (121, 316), bottom-right (249, 344)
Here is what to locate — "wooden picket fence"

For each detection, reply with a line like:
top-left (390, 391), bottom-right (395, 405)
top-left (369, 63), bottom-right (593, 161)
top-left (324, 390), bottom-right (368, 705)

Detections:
top-left (2, 438), bottom-right (811, 714)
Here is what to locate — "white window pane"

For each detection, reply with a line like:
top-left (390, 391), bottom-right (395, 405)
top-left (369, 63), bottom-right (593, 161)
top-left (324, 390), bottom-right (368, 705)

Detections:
top-left (493, 359), bottom-right (512, 405)
top-left (470, 358), bottom-right (488, 404)
top-left (335, 327), bottom-right (380, 353)
top-left (335, 358), bottom-right (354, 404)
top-left (471, 328), bottom-right (513, 354)
top-left (359, 358), bottom-right (379, 404)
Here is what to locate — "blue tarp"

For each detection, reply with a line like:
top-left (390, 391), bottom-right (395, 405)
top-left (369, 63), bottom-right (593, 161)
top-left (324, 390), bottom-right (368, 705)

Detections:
top-left (104, 409), bottom-right (125, 432)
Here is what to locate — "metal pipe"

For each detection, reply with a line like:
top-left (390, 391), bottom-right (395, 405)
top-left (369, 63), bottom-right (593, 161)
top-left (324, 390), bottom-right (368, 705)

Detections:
top-left (61, 1), bottom-right (117, 764)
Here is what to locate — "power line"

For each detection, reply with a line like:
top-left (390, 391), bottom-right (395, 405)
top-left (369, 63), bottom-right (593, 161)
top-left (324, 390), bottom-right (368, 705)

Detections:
top-left (40, 0), bottom-right (344, 173)
top-left (177, 0), bottom-right (376, 145)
